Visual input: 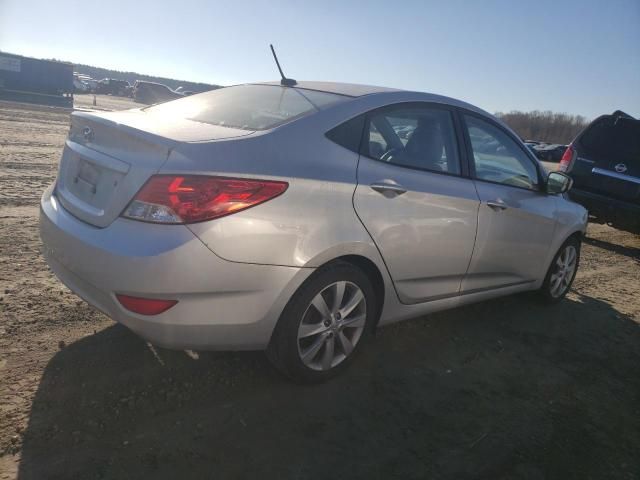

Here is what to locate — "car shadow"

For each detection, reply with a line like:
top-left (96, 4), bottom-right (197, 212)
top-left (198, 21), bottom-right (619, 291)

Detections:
top-left (583, 235), bottom-right (640, 260)
top-left (17, 293), bottom-right (640, 480)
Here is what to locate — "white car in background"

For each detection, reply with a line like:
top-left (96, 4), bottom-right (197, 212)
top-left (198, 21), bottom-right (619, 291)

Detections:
top-left (73, 74), bottom-right (90, 93)
top-left (73, 73), bottom-right (98, 93)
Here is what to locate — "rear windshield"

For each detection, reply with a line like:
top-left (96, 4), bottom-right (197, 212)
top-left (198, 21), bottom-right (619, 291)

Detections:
top-left (580, 117), bottom-right (640, 163)
top-left (145, 84), bottom-right (349, 130)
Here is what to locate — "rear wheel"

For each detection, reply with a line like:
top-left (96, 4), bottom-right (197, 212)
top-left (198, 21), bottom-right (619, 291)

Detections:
top-left (539, 237), bottom-right (580, 302)
top-left (267, 262), bottom-right (376, 383)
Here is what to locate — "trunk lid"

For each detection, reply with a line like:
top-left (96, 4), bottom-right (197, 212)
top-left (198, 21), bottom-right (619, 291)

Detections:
top-left (572, 113), bottom-right (640, 204)
top-left (55, 109), bottom-right (254, 228)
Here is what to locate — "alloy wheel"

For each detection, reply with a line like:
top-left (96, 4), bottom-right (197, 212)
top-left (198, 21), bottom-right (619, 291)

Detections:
top-left (549, 245), bottom-right (577, 298)
top-left (297, 281), bottom-right (367, 371)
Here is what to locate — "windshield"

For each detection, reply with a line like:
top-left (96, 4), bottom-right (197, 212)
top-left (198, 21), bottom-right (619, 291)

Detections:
top-left (144, 84), bottom-right (349, 130)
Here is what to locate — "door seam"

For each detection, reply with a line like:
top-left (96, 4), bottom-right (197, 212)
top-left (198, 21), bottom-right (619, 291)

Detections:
top-left (352, 154), bottom-right (405, 305)
top-left (459, 179), bottom-right (482, 294)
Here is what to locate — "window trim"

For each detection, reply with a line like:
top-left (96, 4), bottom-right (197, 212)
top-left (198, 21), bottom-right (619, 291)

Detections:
top-left (358, 102), bottom-right (470, 179)
top-left (458, 108), bottom-right (546, 193)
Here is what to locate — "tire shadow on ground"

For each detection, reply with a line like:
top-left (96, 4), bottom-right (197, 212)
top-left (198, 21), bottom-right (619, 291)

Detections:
top-left (583, 235), bottom-right (640, 261)
top-left (17, 293), bottom-right (640, 480)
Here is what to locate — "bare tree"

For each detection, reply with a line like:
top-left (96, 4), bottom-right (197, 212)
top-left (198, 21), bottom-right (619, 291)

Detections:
top-left (496, 111), bottom-right (589, 144)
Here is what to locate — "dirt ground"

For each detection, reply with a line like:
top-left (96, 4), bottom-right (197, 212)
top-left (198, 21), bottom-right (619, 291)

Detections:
top-left (73, 94), bottom-right (145, 112)
top-left (1, 100), bottom-right (639, 480)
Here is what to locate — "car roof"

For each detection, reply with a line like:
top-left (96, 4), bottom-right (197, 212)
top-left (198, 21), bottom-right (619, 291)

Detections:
top-left (254, 81), bottom-right (491, 117)
top-left (257, 81), bottom-right (400, 97)
top-left (200, 81), bottom-right (512, 138)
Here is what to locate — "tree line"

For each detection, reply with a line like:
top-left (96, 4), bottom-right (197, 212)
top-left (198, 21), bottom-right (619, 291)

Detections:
top-left (496, 111), bottom-right (589, 145)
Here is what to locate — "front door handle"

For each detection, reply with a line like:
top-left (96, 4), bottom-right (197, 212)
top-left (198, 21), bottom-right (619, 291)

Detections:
top-left (370, 181), bottom-right (407, 196)
top-left (486, 200), bottom-right (508, 211)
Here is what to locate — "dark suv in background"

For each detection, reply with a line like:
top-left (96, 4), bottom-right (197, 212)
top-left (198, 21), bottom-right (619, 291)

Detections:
top-left (560, 110), bottom-right (639, 234)
top-left (133, 81), bottom-right (183, 104)
top-left (96, 78), bottom-right (131, 96)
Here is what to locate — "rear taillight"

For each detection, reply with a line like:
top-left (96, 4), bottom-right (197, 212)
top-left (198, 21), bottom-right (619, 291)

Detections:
top-left (116, 294), bottom-right (177, 315)
top-left (559, 144), bottom-right (576, 172)
top-left (122, 175), bottom-right (288, 224)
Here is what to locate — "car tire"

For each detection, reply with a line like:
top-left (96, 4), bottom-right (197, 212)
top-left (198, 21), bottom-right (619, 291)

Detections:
top-left (539, 236), bottom-right (581, 303)
top-left (267, 261), bottom-right (377, 383)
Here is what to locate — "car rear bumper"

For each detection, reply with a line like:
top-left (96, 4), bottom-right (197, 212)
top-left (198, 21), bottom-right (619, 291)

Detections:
top-left (569, 188), bottom-right (640, 234)
top-left (39, 184), bottom-right (312, 350)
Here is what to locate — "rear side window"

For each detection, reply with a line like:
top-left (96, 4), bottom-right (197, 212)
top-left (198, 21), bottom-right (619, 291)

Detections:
top-left (325, 115), bottom-right (365, 153)
top-left (145, 84), bottom-right (349, 131)
top-left (580, 117), bottom-right (640, 164)
top-left (364, 106), bottom-right (461, 175)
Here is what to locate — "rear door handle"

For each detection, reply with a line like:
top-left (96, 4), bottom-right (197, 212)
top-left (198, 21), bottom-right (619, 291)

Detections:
top-left (370, 182), bottom-right (407, 196)
top-left (486, 200), bottom-right (508, 211)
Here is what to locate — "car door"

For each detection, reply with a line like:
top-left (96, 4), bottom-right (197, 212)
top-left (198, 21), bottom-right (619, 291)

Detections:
top-left (460, 112), bottom-right (558, 293)
top-left (353, 103), bottom-right (480, 304)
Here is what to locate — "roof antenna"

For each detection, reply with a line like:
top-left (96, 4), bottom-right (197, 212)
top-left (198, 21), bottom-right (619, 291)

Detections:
top-left (270, 44), bottom-right (297, 87)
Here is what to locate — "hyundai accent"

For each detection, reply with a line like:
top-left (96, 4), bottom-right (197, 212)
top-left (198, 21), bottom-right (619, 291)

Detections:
top-left (40, 81), bottom-right (587, 382)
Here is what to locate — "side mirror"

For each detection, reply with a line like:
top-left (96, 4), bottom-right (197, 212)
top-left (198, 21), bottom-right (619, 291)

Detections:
top-left (546, 171), bottom-right (573, 195)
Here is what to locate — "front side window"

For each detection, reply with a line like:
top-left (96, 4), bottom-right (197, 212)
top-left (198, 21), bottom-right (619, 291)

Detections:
top-left (145, 84), bottom-right (349, 131)
top-left (465, 115), bottom-right (539, 190)
top-left (364, 106), bottom-right (461, 175)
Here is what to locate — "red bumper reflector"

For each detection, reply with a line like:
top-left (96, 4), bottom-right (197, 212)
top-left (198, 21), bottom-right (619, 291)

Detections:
top-left (116, 294), bottom-right (178, 315)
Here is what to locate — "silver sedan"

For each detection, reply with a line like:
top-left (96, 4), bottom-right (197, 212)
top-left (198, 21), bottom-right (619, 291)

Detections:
top-left (40, 81), bottom-right (587, 382)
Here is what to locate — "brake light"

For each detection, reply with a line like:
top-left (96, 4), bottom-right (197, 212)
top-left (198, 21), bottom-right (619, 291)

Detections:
top-left (559, 144), bottom-right (576, 172)
top-left (123, 175), bottom-right (288, 224)
top-left (116, 294), bottom-right (177, 315)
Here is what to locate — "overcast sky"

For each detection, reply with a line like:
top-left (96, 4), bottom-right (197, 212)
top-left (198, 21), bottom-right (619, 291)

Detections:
top-left (1, 0), bottom-right (638, 118)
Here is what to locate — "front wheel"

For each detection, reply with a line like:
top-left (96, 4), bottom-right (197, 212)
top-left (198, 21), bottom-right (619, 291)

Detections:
top-left (267, 262), bottom-right (376, 383)
top-left (539, 236), bottom-right (580, 302)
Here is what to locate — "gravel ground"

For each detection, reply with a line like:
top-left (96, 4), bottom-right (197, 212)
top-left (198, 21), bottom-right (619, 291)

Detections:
top-left (73, 94), bottom-right (144, 112)
top-left (1, 100), bottom-right (639, 480)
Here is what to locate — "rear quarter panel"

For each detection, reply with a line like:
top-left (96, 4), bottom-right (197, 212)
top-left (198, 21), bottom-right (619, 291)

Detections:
top-left (165, 116), bottom-right (375, 269)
